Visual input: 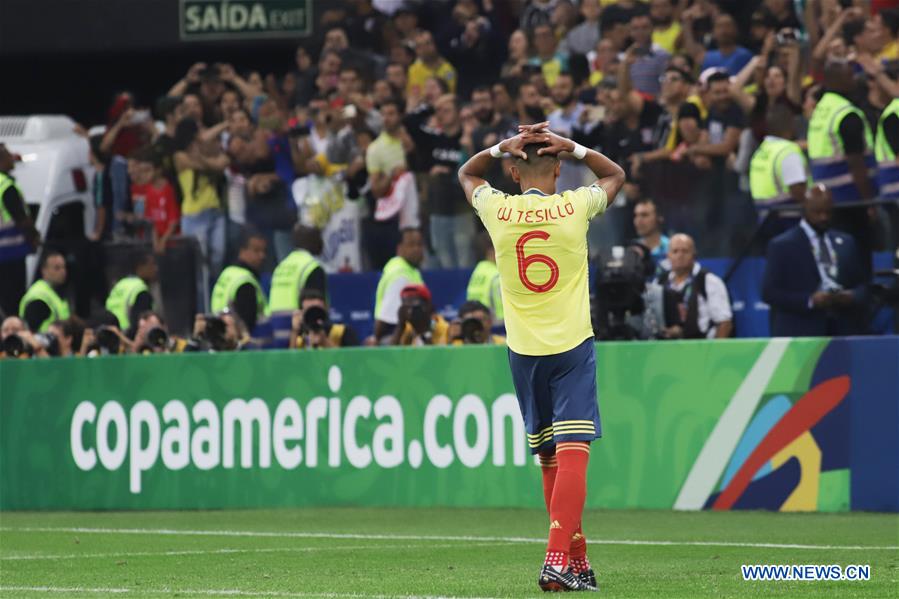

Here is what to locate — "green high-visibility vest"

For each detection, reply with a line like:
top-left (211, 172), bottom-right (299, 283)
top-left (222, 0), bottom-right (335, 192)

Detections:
top-left (875, 98), bottom-right (899, 202)
top-left (105, 276), bottom-right (150, 331)
top-left (466, 260), bottom-right (504, 321)
top-left (18, 279), bottom-right (70, 333)
top-left (374, 256), bottom-right (423, 320)
top-left (807, 92), bottom-right (876, 203)
top-left (269, 250), bottom-right (321, 312)
top-left (211, 265), bottom-right (269, 319)
top-left (875, 98), bottom-right (899, 163)
top-left (749, 137), bottom-right (808, 205)
top-left (0, 172), bottom-right (31, 262)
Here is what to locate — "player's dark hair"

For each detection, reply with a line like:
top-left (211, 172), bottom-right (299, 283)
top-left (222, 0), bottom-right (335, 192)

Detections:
top-left (513, 142), bottom-right (559, 174)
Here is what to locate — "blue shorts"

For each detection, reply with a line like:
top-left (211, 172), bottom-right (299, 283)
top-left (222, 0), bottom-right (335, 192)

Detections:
top-left (508, 337), bottom-right (602, 454)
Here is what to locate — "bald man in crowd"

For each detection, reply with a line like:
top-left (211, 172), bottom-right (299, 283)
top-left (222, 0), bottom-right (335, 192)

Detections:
top-left (658, 233), bottom-right (733, 339)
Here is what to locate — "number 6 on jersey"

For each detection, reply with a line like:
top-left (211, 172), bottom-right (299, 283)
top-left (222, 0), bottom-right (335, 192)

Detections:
top-left (516, 230), bottom-right (559, 293)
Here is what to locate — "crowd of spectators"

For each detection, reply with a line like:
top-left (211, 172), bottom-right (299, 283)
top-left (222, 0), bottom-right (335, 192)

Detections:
top-left (2, 0), bottom-right (899, 359)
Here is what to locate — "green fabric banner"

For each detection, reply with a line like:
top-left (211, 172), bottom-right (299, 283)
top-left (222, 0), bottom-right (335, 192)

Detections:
top-left (0, 340), bottom-right (825, 511)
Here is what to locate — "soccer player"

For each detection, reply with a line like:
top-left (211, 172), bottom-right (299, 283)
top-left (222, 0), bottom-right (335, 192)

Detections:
top-left (458, 123), bottom-right (624, 592)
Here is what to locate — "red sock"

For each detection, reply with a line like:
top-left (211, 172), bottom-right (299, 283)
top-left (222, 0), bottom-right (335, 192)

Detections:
top-left (538, 451), bottom-right (558, 515)
top-left (545, 442), bottom-right (590, 570)
top-left (569, 524), bottom-right (591, 574)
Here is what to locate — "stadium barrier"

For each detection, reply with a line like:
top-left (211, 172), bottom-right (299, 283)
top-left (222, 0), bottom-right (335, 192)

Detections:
top-left (1, 337), bottom-right (896, 512)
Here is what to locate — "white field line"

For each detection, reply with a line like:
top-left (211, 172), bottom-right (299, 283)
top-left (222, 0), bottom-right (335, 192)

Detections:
top-left (0, 588), bottom-right (500, 599)
top-left (1, 526), bottom-right (896, 551)
top-left (0, 588), bottom-right (129, 594)
top-left (0, 542), bottom-right (504, 562)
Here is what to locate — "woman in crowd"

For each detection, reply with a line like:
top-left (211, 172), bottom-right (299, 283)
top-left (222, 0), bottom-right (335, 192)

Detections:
top-left (172, 118), bottom-right (229, 279)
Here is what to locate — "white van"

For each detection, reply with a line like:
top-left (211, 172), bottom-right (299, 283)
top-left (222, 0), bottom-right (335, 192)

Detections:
top-left (0, 115), bottom-right (94, 283)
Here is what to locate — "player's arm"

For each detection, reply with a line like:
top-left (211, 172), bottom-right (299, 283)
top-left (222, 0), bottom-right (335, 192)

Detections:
top-left (523, 125), bottom-right (626, 200)
top-left (457, 131), bottom-right (533, 204)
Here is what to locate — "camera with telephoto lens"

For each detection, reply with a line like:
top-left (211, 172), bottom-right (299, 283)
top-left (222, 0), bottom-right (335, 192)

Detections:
top-left (2, 334), bottom-right (30, 358)
top-left (408, 302), bottom-right (430, 332)
top-left (136, 327), bottom-right (169, 354)
top-left (185, 314), bottom-right (228, 352)
top-left (32, 332), bottom-right (60, 357)
top-left (460, 317), bottom-right (486, 344)
top-left (301, 306), bottom-right (329, 334)
top-left (94, 326), bottom-right (121, 355)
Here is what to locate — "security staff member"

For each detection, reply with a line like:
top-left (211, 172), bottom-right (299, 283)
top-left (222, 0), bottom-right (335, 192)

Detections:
top-left (373, 227), bottom-right (425, 343)
top-left (808, 61), bottom-right (878, 203)
top-left (750, 104), bottom-right (809, 242)
top-left (106, 249), bottom-right (158, 335)
top-left (19, 250), bottom-right (70, 333)
top-left (269, 224), bottom-right (326, 314)
top-left (807, 61), bottom-right (878, 277)
top-left (0, 143), bottom-right (40, 318)
top-left (875, 97), bottom-right (899, 202)
top-left (750, 104), bottom-right (809, 207)
top-left (210, 229), bottom-right (268, 331)
top-left (466, 232), bottom-right (503, 325)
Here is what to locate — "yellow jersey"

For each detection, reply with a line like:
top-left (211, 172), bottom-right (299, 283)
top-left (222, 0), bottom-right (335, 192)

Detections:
top-left (407, 59), bottom-right (457, 95)
top-left (471, 183), bottom-right (607, 356)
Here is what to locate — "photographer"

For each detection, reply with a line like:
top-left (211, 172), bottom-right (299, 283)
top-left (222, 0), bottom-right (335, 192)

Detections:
top-left (80, 312), bottom-right (135, 356)
top-left (46, 317), bottom-right (85, 358)
top-left (132, 311), bottom-right (183, 354)
top-left (390, 285), bottom-right (450, 347)
top-left (451, 301), bottom-right (505, 346)
top-left (0, 316), bottom-right (48, 359)
top-left (187, 310), bottom-right (252, 352)
top-left (289, 289), bottom-right (359, 349)
top-left (658, 234), bottom-right (733, 339)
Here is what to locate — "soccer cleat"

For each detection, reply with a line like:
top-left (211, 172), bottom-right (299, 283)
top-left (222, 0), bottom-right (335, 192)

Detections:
top-left (576, 568), bottom-right (598, 590)
top-left (537, 564), bottom-right (596, 592)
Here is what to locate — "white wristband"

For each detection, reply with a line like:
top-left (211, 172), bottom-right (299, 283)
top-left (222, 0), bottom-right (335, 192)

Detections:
top-left (489, 143), bottom-right (503, 158)
top-left (571, 143), bottom-right (587, 160)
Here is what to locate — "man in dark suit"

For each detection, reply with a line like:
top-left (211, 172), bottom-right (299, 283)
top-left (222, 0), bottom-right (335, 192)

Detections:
top-left (762, 184), bottom-right (869, 337)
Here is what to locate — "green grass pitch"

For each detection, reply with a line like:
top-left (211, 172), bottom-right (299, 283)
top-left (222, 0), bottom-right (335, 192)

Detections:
top-left (1, 508), bottom-right (897, 598)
